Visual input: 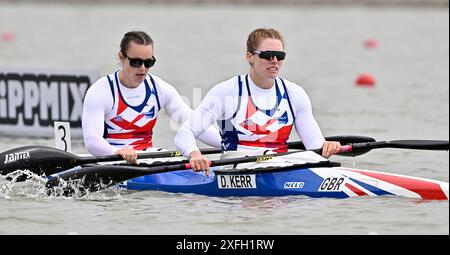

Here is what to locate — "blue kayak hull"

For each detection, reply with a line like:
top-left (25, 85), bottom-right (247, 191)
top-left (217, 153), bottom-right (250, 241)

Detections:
top-left (123, 168), bottom-right (348, 197)
top-left (120, 166), bottom-right (449, 200)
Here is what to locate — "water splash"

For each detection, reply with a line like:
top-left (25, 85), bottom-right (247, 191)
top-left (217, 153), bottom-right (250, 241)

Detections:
top-left (0, 169), bottom-right (125, 201)
top-left (0, 170), bottom-right (48, 200)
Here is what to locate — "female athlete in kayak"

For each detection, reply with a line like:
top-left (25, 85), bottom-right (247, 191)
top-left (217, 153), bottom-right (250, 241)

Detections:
top-left (175, 28), bottom-right (341, 172)
top-left (82, 31), bottom-right (221, 164)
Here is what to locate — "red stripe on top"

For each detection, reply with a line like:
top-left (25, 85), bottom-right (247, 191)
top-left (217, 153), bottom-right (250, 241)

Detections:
top-left (245, 96), bottom-right (258, 118)
top-left (131, 114), bottom-right (145, 126)
top-left (348, 169), bottom-right (448, 200)
top-left (107, 132), bottom-right (149, 139)
top-left (110, 118), bottom-right (136, 131)
top-left (130, 136), bottom-right (153, 150)
top-left (117, 96), bottom-right (128, 115)
top-left (106, 117), bottom-right (157, 150)
top-left (240, 120), bottom-right (271, 135)
top-left (238, 124), bottom-right (292, 152)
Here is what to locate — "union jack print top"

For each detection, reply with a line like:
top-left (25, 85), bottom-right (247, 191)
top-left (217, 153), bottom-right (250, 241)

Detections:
top-left (219, 75), bottom-right (295, 153)
top-left (103, 71), bottom-right (161, 150)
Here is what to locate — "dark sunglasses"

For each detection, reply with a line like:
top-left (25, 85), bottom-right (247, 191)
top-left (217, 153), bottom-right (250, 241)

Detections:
top-left (126, 56), bottom-right (156, 68)
top-left (252, 50), bottom-right (286, 61)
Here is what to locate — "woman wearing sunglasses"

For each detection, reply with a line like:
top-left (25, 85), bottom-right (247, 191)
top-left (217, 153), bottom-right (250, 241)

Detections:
top-left (175, 28), bottom-right (341, 172)
top-left (82, 31), bottom-right (221, 164)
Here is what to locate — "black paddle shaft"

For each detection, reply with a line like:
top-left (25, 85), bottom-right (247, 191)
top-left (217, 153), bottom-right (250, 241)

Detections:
top-left (0, 145), bottom-right (221, 178)
top-left (287, 135), bottom-right (375, 150)
top-left (1, 135), bottom-right (373, 178)
top-left (350, 140), bottom-right (450, 151)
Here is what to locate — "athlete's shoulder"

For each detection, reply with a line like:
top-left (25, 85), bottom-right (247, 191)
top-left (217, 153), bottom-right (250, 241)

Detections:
top-left (89, 71), bottom-right (118, 88)
top-left (146, 73), bottom-right (183, 108)
top-left (278, 76), bottom-right (299, 88)
top-left (278, 77), bottom-right (307, 94)
top-left (211, 75), bottom-right (242, 92)
top-left (91, 76), bottom-right (108, 86)
top-left (83, 78), bottom-right (114, 109)
top-left (148, 73), bottom-right (176, 90)
top-left (86, 75), bottom-right (111, 94)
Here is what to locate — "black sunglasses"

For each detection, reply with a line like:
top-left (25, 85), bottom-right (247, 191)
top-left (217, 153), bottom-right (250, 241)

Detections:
top-left (252, 50), bottom-right (286, 61)
top-left (126, 56), bottom-right (156, 68)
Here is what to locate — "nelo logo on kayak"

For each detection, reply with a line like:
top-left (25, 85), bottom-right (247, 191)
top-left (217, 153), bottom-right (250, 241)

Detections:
top-left (3, 151), bottom-right (31, 164)
top-left (284, 182), bottom-right (305, 189)
top-left (319, 177), bottom-right (346, 191)
top-left (218, 175), bottom-right (256, 189)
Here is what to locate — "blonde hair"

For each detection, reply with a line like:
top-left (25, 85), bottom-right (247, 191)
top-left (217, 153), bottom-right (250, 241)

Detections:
top-left (246, 28), bottom-right (285, 53)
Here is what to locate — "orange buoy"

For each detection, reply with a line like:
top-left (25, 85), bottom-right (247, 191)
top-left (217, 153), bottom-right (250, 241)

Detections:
top-left (356, 73), bottom-right (376, 87)
top-left (363, 38), bottom-right (378, 49)
top-left (1, 32), bottom-right (15, 42)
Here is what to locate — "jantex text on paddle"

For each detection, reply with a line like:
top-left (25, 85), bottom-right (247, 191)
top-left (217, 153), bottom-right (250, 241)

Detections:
top-left (3, 151), bottom-right (31, 164)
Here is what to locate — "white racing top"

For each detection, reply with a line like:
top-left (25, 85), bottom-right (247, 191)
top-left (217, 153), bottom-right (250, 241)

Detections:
top-left (82, 72), bottom-right (221, 156)
top-left (175, 75), bottom-right (326, 157)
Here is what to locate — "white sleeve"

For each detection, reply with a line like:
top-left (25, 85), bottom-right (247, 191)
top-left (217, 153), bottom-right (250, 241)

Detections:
top-left (175, 78), bottom-right (238, 156)
top-left (286, 82), bottom-right (326, 150)
top-left (82, 78), bottom-right (118, 156)
top-left (155, 77), bottom-right (222, 149)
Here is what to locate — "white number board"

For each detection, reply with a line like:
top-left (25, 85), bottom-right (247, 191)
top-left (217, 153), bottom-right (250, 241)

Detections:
top-left (54, 121), bottom-right (72, 152)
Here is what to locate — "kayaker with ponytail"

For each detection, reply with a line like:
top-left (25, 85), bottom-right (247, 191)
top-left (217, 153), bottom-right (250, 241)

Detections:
top-left (82, 31), bottom-right (221, 164)
top-left (175, 28), bottom-right (341, 172)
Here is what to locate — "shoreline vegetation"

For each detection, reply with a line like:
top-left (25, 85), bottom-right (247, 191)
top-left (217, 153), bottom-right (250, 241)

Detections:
top-left (2, 0), bottom-right (448, 7)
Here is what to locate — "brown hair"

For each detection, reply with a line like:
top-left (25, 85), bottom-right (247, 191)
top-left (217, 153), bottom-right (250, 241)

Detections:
top-left (246, 28), bottom-right (284, 53)
top-left (120, 31), bottom-right (153, 56)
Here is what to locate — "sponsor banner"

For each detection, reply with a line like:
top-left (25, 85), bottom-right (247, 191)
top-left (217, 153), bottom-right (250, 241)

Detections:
top-left (0, 68), bottom-right (99, 137)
